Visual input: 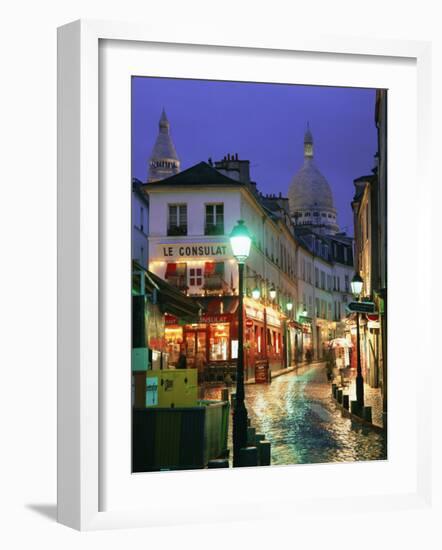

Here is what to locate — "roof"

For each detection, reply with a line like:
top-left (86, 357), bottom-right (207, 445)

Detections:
top-left (144, 161), bottom-right (245, 188)
top-left (149, 109), bottom-right (179, 162)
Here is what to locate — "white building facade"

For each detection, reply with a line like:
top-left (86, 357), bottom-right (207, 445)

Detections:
top-left (143, 160), bottom-right (299, 377)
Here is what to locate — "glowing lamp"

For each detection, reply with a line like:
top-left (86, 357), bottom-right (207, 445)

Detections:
top-left (286, 301), bottom-right (293, 312)
top-left (229, 219), bottom-right (252, 263)
top-left (252, 287), bottom-right (261, 300)
top-left (351, 274), bottom-right (363, 298)
top-left (269, 286), bottom-right (276, 300)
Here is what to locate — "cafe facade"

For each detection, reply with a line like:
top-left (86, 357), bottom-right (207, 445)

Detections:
top-left (143, 161), bottom-right (300, 380)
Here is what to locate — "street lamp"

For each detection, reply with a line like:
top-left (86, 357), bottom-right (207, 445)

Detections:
top-left (229, 220), bottom-right (252, 467)
top-left (286, 300), bottom-right (293, 312)
top-left (351, 273), bottom-right (364, 410)
top-left (252, 287), bottom-right (261, 300)
top-left (269, 285), bottom-right (276, 301)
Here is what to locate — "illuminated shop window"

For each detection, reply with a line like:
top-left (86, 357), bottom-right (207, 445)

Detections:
top-left (209, 323), bottom-right (229, 361)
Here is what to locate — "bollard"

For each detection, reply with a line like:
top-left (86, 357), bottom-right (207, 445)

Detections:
top-left (337, 388), bottom-right (343, 404)
top-left (363, 406), bottom-right (372, 423)
top-left (208, 459), bottom-right (229, 468)
top-left (342, 394), bottom-right (350, 410)
top-left (351, 400), bottom-right (362, 417)
top-left (238, 446), bottom-right (258, 467)
top-left (230, 393), bottom-right (236, 410)
top-left (332, 384), bottom-right (337, 398)
top-left (255, 433), bottom-right (265, 445)
top-left (221, 388), bottom-right (229, 402)
top-left (258, 440), bottom-right (271, 466)
top-left (247, 426), bottom-right (256, 445)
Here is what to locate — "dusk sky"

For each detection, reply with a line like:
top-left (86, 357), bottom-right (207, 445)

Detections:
top-left (132, 77), bottom-right (378, 234)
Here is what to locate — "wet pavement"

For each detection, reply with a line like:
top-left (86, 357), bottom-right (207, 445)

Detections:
top-left (204, 364), bottom-right (387, 466)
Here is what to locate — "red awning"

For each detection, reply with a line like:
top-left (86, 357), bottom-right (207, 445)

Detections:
top-left (204, 262), bottom-right (215, 275)
top-left (165, 262), bottom-right (177, 278)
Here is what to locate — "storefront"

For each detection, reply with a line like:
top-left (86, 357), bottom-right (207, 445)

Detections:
top-left (243, 299), bottom-right (285, 375)
top-left (164, 296), bottom-right (239, 378)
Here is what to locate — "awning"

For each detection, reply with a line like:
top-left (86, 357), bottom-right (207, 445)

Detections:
top-left (204, 261), bottom-right (215, 275)
top-left (197, 296), bottom-right (238, 315)
top-left (165, 262), bottom-right (177, 278)
top-left (144, 268), bottom-right (201, 322)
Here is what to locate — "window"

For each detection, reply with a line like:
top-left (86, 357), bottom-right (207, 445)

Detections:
top-left (140, 206), bottom-right (144, 231)
top-left (203, 262), bottom-right (225, 291)
top-left (345, 274), bottom-right (349, 292)
top-left (315, 267), bottom-right (319, 287)
top-left (315, 298), bottom-right (320, 317)
top-left (168, 204), bottom-right (187, 235)
top-left (189, 267), bottom-right (203, 287)
top-left (321, 271), bottom-right (325, 290)
top-left (337, 277), bottom-right (340, 291)
top-left (165, 262), bottom-right (187, 290)
top-left (205, 204), bottom-right (224, 235)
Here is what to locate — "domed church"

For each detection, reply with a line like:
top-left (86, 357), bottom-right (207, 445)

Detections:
top-left (288, 126), bottom-right (339, 235)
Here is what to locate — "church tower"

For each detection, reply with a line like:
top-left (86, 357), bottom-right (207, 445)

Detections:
top-left (148, 109), bottom-right (181, 182)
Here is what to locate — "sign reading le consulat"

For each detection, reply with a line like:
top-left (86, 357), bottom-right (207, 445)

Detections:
top-left (157, 242), bottom-right (230, 259)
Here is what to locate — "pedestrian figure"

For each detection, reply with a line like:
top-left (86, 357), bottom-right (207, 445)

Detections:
top-left (177, 352), bottom-right (187, 369)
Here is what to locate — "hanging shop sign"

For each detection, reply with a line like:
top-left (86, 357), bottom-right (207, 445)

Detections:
top-left (265, 307), bottom-right (281, 328)
top-left (298, 315), bottom-right (312, 324)
top-left (156, 242), bottom-right (230, 259)
top-left (245, 304), bottom-right (265, 322)
top-left (346, 301), bottom-right (376, 314)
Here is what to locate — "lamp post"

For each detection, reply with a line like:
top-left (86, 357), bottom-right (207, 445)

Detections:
top-left (269, 285), bottom-right (276, 302)
top-left (351, 273), bottom-right (364, 409)
top-left (229, 220), bottom-right (252, 467)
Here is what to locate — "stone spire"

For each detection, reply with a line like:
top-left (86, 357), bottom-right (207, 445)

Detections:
top-left (148, 109), bottom-right (180, 182)
top-left (304, 123), bottom-right (313, 158)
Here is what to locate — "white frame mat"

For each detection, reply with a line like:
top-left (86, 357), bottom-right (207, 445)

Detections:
top-left (57, 19), bottom-right (432, 531)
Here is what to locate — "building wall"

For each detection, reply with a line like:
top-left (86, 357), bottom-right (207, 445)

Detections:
top-left (132, 191), bottom-right (149, 267)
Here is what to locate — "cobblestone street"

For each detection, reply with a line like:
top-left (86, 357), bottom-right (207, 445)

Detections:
top-left (204, 363), bottom-right (386, 465)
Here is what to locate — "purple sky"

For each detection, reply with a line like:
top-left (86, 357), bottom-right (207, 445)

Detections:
top-left (132, 77), bottom-right (378, 235)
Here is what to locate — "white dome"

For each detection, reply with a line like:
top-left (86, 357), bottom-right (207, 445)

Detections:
top-left (288, 127), bottom-right (339, 234)
top-left (288, 158), bottom-right (335, 211)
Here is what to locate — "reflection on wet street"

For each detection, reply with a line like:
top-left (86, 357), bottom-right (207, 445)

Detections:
top-left (204, 364), bottom-right (386, 465)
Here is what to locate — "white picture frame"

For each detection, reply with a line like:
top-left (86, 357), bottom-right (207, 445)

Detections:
top-left (57, 19), bottom-right (433, 531)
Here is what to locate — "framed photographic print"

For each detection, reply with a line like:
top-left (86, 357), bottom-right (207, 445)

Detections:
top-left (57, 19), bottom-right (432, 530)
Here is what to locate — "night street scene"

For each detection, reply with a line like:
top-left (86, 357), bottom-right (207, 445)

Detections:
top-left (131, 77), bottom-right (387, 471)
